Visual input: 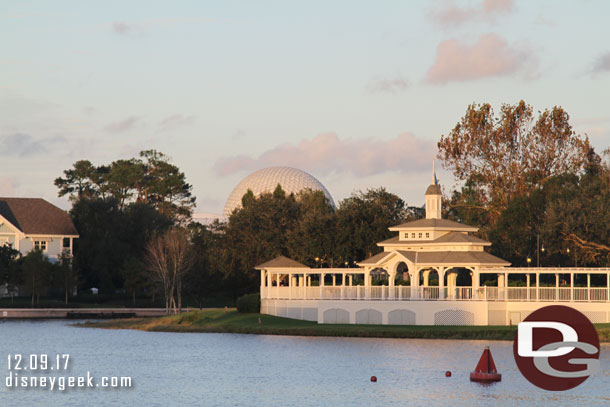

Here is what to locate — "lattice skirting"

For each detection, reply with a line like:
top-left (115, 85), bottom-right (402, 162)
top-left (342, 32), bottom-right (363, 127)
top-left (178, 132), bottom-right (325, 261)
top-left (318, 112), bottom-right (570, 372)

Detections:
top-left (434, 309), bottom-right (475, 326)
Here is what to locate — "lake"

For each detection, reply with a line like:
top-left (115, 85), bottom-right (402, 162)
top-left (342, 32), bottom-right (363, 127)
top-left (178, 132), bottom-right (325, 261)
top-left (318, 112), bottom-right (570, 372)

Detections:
top-left (0, 320), bottom-right (609, 406)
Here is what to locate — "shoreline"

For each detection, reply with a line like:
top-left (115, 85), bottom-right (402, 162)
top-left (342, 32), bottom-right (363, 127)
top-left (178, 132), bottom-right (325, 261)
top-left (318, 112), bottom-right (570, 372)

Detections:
top-left (78, 309), bottom-right (610, 341)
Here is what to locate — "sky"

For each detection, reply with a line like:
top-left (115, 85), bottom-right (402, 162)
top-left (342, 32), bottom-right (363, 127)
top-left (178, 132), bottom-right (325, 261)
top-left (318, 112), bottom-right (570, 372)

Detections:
top-left (2, 0), bottom-right (610, 215)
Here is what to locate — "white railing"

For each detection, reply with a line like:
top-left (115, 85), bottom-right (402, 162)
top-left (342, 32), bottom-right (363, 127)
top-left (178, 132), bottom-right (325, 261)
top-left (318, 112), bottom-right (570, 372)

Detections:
top-left (261, 285), bottom-right (610, 302)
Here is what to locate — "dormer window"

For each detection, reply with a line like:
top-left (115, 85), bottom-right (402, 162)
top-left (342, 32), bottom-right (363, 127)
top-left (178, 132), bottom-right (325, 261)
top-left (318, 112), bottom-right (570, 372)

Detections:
top-left (34, 240), bottom-right (47, 252)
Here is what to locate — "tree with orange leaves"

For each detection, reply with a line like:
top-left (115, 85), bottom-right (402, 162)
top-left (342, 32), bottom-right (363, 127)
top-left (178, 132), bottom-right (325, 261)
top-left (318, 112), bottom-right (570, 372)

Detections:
top-left (438, 100), bottom-right (590, 224)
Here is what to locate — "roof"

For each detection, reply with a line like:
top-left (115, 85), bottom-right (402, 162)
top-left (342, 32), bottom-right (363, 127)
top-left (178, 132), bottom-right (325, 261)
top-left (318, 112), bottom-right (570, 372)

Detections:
top-left (358, 251), bottom-right (393, 265)
top-left (255, 255), bottom-right (308, 269)
top-left (0, 198), bottom-right (78, 235)
top-left (396, 250), bottom-right (510, 266)
top-left (378, 232), bottom-right (490, 246)
top-left (389, 218), bottom-right (478, 231)
top-left (359, 249), bottom-right (509, 267)
top-left (425, 184), bottom-right (442, 195)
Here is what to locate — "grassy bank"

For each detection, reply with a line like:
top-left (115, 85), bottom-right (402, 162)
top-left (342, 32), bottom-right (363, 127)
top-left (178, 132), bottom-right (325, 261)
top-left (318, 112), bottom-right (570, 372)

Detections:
top-left (81, 310), bottom-right (610, 341)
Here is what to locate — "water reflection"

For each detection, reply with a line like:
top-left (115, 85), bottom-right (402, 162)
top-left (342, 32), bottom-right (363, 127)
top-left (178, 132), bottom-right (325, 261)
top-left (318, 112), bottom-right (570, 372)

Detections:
top-left (0, 320), bottom-right (608, 407)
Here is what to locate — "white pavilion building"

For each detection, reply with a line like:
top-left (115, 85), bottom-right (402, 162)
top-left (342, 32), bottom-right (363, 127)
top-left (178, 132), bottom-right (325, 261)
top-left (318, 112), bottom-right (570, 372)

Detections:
top-left (257, 175), bottom-right (610, 326)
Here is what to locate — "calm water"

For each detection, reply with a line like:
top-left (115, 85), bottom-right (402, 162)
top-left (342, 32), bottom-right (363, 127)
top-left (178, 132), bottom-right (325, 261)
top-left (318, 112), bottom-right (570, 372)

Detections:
top-left (0, 320), bottom-right (609, 407)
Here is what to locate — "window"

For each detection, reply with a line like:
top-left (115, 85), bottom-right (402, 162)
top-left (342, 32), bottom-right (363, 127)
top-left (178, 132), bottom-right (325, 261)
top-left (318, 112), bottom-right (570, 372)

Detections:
top-left (426, 233), bottom-right (430, 238)
top-left (63, 238), bottom-right (71, 248)
top-left (411, 233), bottom-right (415, 239)
top-left (404, 233), bottom-right (408, 239)
top-left (34, 240), bottom-right (47, 252)
top-left (418, 233), bottom-right (422, 239)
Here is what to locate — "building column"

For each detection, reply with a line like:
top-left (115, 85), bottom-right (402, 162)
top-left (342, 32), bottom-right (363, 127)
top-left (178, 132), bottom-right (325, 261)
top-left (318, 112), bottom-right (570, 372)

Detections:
top-left (260, 270), bottom-right (266, 299)
top-left (570, 272), bottom-right (574, 302)
top-left (587, 273), bottom-right (591, 302)
top-left (473, 267), bottom-right (480, 289)
top-left (388, 269), bottom-right (396, 299)
top-left (364, 268), bottom-right (371, 300)
top-left (288, 272), bottom-right (292, 299)
top-left (410, 267), bottom-right (420, 300)
top-left (332, 274), bottom-right (336, 287)
top-left (526, 274), bottom-right (530, 301)
top-left (535, 272), bottom-right (540, 302)
top-left (555, 273), bottom-right (559, 301)
top-left (439, 267), bottom-right (445, 300)
top-left (423, 269), bottom-right (430, 287)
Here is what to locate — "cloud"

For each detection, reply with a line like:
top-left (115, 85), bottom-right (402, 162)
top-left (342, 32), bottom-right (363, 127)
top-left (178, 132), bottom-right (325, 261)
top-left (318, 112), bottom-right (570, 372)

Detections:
top-left (366, 75), bottom-right (409, 94)
top-left (592, 51), bottom-right (610, 73)
top-left (158, 115), bottom-right (198, 132)
top-left (111, 17), bottom-right (211, 35)
top-left (112, 21), bottom-right (136, 35)
top-left (425, 33), bottom-right (533, 84)
top-left (0, 133), bottom-right (66, 157)
top-left (103, 116), bottom-right (140, 133)
top-left (428, 0), bottom-right (514, 28)
top-left (214, 132), bottom-right (436, 177)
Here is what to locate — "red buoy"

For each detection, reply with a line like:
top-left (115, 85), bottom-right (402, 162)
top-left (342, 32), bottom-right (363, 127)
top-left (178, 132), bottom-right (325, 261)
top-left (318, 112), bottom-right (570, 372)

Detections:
top-left (470, 346), bottom-right (501, 383)
top-left (370, 376), bottom-right (377, 382)
top-left (445, 371), bottom-right (452, 377)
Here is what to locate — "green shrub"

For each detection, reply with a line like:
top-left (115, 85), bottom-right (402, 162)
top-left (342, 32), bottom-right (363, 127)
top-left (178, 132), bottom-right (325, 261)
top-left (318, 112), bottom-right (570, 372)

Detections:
top-left (236, 293), bottom-right (260, 313)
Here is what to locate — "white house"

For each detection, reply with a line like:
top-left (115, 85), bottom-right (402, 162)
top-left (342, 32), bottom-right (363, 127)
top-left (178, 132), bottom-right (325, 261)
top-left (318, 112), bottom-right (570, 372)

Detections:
top-left (0, 198), bottom-right (79, 261)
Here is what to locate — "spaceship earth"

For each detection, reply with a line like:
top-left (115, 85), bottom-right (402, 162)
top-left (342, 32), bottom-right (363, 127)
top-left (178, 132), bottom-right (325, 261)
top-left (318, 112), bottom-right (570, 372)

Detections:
top-left (223, 167), bottom-right (335, 217)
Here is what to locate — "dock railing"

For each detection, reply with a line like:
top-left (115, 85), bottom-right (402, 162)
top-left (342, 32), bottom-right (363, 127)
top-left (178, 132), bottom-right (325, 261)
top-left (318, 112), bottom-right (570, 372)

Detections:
top-left (262, 285), bottom-right (610, 302)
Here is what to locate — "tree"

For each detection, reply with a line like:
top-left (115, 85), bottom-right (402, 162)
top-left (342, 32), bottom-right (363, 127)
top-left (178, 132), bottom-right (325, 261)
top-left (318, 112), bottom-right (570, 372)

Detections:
top-left (21, 249), bottom-right (51, 306)
top-left (0, 245), bottom-right (20, 301)
top-left (334, 188), bottom-right (412, 262)
top-left (53, 250), bottom-right (79, 305)
top-left (286, 189), bottom-right (336, 267)
top-left (144, 228), bottom-right (194, 314)
top-left (185, 222), bottom-right (224, 309)
top-left (121, 256), bottom-right (147, 305)
top-left (222, 185), bottom-right (300, 298)
top-left (55, 150), bottom-right (196, 221)
top-left (70, 198), bottom-right (172, 294)
top-left (136, 150), bottom-right (196, 221)
top-left (438, 101), bottom-right (590, 221)
top-left (54, 160), bottom-right (100, 201)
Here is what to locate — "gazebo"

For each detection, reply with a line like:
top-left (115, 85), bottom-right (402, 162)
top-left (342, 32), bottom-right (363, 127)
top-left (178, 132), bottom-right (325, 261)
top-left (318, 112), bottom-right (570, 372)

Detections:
top-left (257, 171), bottom-right (610, 325)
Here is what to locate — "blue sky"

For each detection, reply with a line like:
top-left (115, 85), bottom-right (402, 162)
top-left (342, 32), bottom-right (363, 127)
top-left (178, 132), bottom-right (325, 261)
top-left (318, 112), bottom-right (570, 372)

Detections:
top-left (2, 0), bottom-right (610, 214)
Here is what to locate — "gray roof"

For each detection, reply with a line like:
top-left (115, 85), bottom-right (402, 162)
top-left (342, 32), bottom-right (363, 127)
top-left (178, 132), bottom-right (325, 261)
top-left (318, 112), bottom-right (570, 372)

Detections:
top-left (255, 255), bottom-right (308, 269)
top-left (434, 232), bottom-right (488, 244)
top-left (358, 251), bottom-right (393, 265)
top-left (390, 218), bottom-right (478, 231)
top-left (0, 198), bottom-right (78, 235)
top-left (378, 232), bottom-right (490, 246)
top-left (396, 250), bottom-right (510, 266)
top-left (359, 249), bottom-right (509, 267)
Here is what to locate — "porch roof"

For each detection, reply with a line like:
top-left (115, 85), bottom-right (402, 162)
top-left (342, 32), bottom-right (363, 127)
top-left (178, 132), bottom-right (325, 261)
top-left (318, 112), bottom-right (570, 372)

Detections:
top-left (255, 256), bottom-right (308, 269)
